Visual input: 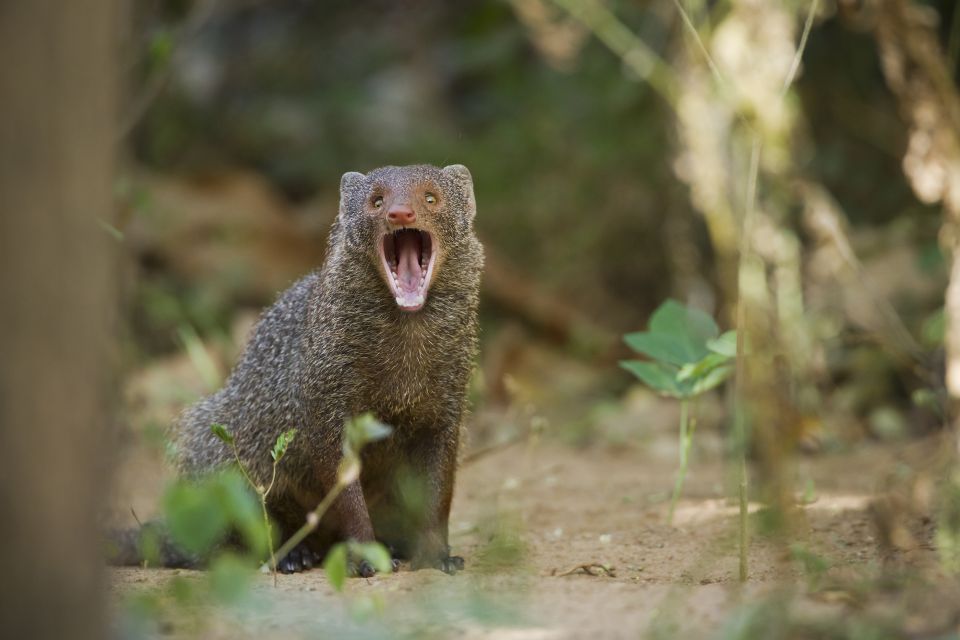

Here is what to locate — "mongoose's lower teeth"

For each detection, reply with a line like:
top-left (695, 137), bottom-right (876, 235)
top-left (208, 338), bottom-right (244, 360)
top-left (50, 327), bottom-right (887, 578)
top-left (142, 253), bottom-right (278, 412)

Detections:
top-left (380, 227), bottom-right (434, 310)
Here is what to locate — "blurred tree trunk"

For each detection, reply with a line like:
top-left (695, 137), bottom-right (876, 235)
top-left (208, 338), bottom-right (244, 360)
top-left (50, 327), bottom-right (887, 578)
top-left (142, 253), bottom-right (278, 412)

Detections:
top-left (871, 0), bottom-right (960, 454)
top-left (0, 1), bottom-right (117, 638)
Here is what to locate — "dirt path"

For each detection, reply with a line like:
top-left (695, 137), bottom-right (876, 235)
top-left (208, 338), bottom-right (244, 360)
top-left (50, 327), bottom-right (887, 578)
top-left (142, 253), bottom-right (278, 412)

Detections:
top-left (109, 435), bottom-right (953, 639)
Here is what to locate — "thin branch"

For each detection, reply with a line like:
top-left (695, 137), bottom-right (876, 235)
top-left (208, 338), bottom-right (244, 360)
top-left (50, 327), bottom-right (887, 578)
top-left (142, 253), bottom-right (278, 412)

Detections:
top-left (231, 447), bottom-right (260, 495)
top-left (262, 461), bottom-right (280, 585)
top-left (743, 135), bottom-right (762, 244)
top-left (781, 0), bottom-right (819, 97)
top-left (668, 0), bottom-right (755, 135)
top-left (670, 0), bottom-right (725, 88)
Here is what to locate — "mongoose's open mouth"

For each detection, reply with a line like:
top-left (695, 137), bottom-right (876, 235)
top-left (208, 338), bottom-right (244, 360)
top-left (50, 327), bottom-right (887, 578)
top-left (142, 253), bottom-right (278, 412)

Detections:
top-left (379, 229), bottom-right (436, 312)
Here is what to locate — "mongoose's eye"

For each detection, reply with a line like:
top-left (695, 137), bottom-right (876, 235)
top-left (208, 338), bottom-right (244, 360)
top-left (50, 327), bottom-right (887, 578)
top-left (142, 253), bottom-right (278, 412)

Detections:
top-left (373, 196), bottom-right (384, 208)
top-left (425, 193), bottom-right (437, 205)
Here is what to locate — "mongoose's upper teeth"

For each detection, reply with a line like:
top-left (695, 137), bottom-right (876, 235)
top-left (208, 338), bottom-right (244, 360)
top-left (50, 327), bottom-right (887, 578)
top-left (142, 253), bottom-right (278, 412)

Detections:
top-left (381, 227), bottom-right (434, 310)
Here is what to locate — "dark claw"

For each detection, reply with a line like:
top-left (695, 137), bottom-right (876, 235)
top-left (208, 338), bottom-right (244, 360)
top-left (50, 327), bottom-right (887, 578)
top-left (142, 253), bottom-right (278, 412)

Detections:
top-left (277, 543), bottom-right (319, 574)
top-left (353, 559), bottom-right (376, 578)
top-left (371, 541), bottom-right (402, 573)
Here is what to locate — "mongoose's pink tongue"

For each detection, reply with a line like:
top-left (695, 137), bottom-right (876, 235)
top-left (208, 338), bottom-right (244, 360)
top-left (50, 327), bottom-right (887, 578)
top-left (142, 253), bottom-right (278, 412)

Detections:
top-left (395, 231), bottom-right (422, 292)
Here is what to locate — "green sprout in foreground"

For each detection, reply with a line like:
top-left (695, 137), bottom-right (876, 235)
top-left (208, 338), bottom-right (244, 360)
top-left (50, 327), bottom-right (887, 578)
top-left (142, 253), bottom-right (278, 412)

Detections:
top-left (620, 299), bottom-right (737, 525)
top-left (210, 413), bottom-right (393, 589)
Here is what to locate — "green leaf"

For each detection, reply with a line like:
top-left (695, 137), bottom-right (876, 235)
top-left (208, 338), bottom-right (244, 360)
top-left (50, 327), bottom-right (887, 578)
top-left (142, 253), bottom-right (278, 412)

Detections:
top-left (345, 413), bottom-right (393, 455)
top-left (624, 332), bottom-right (704, 367)
top-left (677, 352), bottom-right (732, 383)
top-left (163, 471), bottom-right (268, 560)
top-left (624, 300), bottom-right (720, 365)
top-left (217, 471), bottom-right (267, 558)
top-left (690, 364), bottom-right (734, 395)
top-left (163, 479), bottom-right (230, 556)
top-left (650, 299), bottom-right (719, 344)
top-left (271, 428), bottom-right (297, 462)
top-left (210, 423), bottom-right (234, 446)
top-left (619, 360), bottom-right (683, 398)
top-left (324, 543), bottom-right (348, 591)
top-left (349, 542), bottom-right (393, 574)
top-left (707, 330), bottom-right (738, 358)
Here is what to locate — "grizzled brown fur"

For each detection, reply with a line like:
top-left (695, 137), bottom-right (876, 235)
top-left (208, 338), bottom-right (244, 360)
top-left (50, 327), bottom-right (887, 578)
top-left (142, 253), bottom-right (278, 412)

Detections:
top-left (174, 164), bottom-right (483, 573)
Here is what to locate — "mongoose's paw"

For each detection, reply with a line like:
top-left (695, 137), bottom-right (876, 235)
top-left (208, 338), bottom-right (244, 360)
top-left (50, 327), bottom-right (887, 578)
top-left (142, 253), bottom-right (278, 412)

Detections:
top-left (439, 555), bottom-right (465, 574)
top-left (411, 554), bottom-right (465, 575)
top-left (277, 544), bottom-right (320, 574)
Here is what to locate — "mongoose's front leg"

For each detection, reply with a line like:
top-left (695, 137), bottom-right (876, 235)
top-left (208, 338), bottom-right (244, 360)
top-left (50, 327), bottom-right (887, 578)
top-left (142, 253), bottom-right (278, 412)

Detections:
top-left (409, 431), bottom-right (464, 574)
top-left (331, 480), bottom-right (380, 577)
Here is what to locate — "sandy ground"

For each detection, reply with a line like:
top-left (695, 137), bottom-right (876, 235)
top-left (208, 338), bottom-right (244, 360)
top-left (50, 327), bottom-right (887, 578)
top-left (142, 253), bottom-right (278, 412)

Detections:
top-left (108, 430), bottom-right (959, 639)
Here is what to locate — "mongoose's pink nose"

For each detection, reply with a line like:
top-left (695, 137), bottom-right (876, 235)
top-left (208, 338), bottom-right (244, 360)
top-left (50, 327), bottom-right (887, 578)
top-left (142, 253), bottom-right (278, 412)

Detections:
top-left (387, 205), bottom-right (416, 226)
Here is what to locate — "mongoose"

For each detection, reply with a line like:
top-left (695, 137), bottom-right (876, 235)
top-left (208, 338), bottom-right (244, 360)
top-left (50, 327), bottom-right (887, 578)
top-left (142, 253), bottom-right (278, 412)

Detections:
top-left (124, 164), bottom-right (483, 575)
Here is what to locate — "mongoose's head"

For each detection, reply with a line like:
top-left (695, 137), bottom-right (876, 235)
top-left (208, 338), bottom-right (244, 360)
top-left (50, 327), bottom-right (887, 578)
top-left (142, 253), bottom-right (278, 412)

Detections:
top-left (337, 164), bottom-right (478, 312)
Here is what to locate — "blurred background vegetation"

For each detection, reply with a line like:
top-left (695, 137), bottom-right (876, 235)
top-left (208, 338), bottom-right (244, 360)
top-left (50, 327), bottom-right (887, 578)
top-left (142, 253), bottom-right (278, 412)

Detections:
top-left (119, 0), bottom-right (954, 447)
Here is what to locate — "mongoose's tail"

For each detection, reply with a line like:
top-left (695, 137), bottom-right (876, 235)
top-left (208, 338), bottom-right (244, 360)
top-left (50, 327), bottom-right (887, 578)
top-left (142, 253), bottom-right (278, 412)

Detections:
top-left (105, 522), bottom-right (199, 569)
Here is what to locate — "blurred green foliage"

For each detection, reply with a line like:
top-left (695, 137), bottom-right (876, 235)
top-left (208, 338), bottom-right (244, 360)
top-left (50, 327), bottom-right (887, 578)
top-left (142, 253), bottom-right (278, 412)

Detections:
top-left (162, 469), bottom-right (267, 558)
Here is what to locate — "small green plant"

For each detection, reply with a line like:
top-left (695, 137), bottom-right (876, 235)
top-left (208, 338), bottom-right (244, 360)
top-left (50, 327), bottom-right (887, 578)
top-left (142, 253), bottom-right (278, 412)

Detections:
top-left (620, 299), bottom-right (737, 524)
top-left (210, 423), bottom-right (296, 585)
top-left (125, 415), bottom-right (395, 636)
top-left (211, 414), bottom-right (394, 588)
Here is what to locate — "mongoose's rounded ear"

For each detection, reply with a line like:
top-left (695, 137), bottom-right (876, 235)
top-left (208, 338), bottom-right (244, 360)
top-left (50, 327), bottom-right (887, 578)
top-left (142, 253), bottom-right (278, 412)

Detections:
top-left (443, 164), bottom-right (471, 182)
top-left (443, 164), bottom-right (476, 219)
top-left (339, 171), bottom-right (366, 219)
top-left (340, 171), bottom-right (366, 194)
